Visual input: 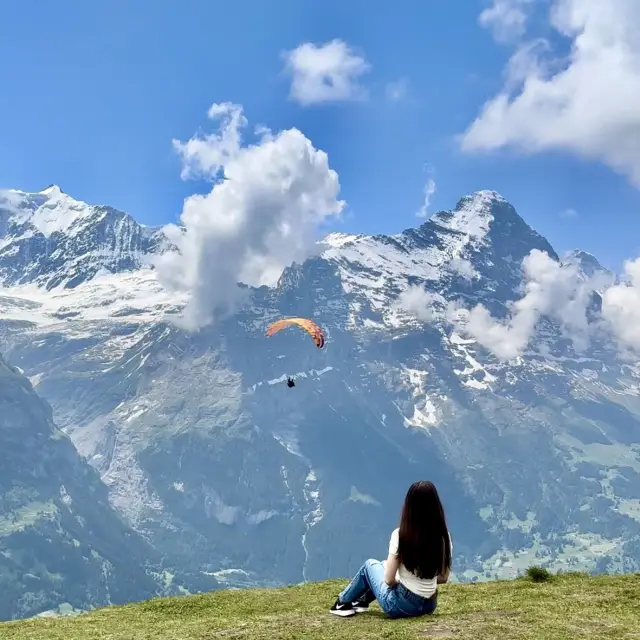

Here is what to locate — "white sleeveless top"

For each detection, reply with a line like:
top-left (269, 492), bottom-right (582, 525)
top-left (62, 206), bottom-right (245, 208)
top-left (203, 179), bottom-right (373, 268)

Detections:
top-left (388, 528), bottom-right (452, 598)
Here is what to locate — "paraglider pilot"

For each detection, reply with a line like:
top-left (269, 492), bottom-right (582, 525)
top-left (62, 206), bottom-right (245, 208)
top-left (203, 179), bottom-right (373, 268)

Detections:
top-left (264, 318), bottom-right (325, 392)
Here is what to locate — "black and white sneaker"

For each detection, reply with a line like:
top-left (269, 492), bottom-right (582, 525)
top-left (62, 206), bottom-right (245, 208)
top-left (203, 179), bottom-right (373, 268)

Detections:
top-left (329, 598), bottom-right (356, 617)
top-left (352, 600), bottom-right (370, 612)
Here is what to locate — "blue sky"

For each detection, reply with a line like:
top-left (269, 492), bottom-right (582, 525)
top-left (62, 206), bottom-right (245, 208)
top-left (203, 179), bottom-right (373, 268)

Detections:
top-left (1, 0), bottom-right (639, 272)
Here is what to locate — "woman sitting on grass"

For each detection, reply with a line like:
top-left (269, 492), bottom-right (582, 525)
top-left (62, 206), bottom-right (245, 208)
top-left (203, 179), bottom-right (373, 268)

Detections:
top-left (330, 480), bottom-right (452, 619)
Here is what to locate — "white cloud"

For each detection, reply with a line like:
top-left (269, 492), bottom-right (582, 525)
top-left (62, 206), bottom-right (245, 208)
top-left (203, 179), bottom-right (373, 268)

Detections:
top-left (449, 257), bottom-right (478, 281)
top-left (386, 79), bottom-right (408, 102)
top-left (560, 207), bottom-right (578, 218)
top-left (0, 189), bottom-right (24, 216)
top-left (282, 39), bottom-right (370, 106)
top-left (601, 258), bottom-right (640, 354)
top-left (155, 102), bottom-right (344, 331)
top-left (479, 0), bottom-right (534, 43)
top-left (399, 249), bottom-right (600, 360)
top-left (460, 249), bottom-right (595, 359)
top-left (172, 103), bottom-right (247, 181)
top-left (397, 245), bottom-right (640, 361)
top-left (395, 286), bottom-right (441, 322)
top-left (462, 0), bottom-right (640, 187)
top-left (416, 176), bottom-right (437, 218)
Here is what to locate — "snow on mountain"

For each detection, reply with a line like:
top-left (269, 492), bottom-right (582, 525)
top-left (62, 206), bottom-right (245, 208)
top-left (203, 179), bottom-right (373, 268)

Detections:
top-left (322, 190), bottom-right (557, 331)
top-left (563, 249), bottom-right (614, 283)
top-left (1, 185), bottom-right (639, 604)
top-left (0, 185), bottom-right (169, 290)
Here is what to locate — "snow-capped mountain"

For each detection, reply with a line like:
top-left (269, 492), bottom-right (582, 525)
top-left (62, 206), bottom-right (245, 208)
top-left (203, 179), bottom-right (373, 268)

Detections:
top-left (0, 185), bottom-right (167, 290)
top-left (321, 190), bottom-right (560, 330)
top-left (1, 185), bottom-right (639, 609)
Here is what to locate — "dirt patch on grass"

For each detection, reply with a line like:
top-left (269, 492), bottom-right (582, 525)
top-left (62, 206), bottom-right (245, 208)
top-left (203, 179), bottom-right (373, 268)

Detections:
top-left (463, 610), bottom-right (519, 620)
top-left (211, 626), bottom-right (250, 638)
top-left (420, 610), bottom-right (521, 638)
top-left (210, 613), bottom-right (341, 638)
top-left (420, 624), bottom-right (457, 638)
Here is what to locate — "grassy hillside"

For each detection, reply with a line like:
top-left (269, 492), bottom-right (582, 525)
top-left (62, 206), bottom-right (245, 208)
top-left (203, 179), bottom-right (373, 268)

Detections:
top-left (1, 571), bottom-right (639, 639)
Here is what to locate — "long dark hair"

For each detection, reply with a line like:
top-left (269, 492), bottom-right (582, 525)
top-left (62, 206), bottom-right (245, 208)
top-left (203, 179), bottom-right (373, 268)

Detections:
top-left (396, 480), bottom-right (451, 579)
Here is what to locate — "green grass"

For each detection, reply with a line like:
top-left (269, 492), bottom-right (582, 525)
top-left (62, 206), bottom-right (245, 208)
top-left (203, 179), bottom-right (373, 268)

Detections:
top-left (2, 572), bottom-right (639, 639)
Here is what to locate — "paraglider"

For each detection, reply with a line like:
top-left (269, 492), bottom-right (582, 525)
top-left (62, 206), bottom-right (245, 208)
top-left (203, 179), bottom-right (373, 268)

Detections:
top-left (265, 317), bottom-right (326, 388)
top-left (265, 317), bottom-right (325, 348)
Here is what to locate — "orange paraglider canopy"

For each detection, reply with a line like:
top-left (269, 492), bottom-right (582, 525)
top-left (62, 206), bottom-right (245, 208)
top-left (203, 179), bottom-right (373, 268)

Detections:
top-left (265, 317), bottom-right (325, 348)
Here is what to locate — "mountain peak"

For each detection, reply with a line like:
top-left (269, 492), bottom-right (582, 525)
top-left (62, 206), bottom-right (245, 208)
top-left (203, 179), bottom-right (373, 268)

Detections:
top-left (0, 185), bottom-right (165, 290)
top-left (566, 248), bottom-right (599, 263)
top-left (564, 249), bottom-right (613, 279)
top-left (40, 184), bottom-right (64, 197)
top-left (426, 189), bottom-right (509, 244)
top-left (460, 189), bottom-right (507, 206)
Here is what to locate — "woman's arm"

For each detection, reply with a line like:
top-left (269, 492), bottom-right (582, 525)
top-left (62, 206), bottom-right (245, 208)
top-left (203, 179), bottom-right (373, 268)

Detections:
top-left (437, 566), bottom-right (450, 584)
top-left (437, 535), bottom-right (451, 583)
top-left (383, 552), bottom-right (400, 586)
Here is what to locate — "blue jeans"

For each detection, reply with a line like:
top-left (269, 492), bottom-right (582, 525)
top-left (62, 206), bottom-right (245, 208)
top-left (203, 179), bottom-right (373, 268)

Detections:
top-left (338, 558), bottom-right (437, 619)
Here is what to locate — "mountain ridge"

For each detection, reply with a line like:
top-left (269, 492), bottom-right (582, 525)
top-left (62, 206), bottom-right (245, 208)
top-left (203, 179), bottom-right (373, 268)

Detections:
top-left (0, 350), bottom-right (211, 621)
top-left (2, 185), bottom-right (577, 290)
top-left (0, 185), bottom-right (169, 290)
top-left (1, 184), bottom-right (639, 618)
